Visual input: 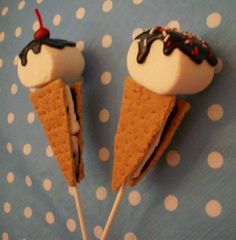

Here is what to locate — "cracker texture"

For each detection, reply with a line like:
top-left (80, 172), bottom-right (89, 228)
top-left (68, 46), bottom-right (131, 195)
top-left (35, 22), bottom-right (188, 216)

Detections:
top-left (112, 77), bottom-right (176, 191)
top-left (30, 79), bottom-right (77, 186)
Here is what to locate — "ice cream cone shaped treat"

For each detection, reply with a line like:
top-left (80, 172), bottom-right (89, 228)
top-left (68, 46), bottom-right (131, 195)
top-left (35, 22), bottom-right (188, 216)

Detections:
top-left (101, 26), bottom-right (218, 239)
top-left (17, 9), bottom-right (88, 240)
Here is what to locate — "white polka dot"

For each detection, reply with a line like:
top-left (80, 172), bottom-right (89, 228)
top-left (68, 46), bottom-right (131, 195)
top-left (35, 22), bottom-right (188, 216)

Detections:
top-left (96, 186), bottom-right (107, 200)
top-left (124, 232), bottom-right (137, 240)
top-left (13, 55), bottom-right (19, 66)
top-left (27, 112), bottom-right (35, 124)
top-left (1, 6), bottom-right (9, 16)
top-left (215, 57), bottom-right (223, 74)
top-left (207, 104), bottom-right (224, 121)
top-left (7, 112), bottom-right (15, 124)
top-left (166, 150), bottom-right (181, 167)
top-left (0, 58), bottom-right (3, 68)
top-left (6, 171), bottom-right (15, 183)
top-left (36, 0), bottom-right (44, 4)
top-left (100, 71), bottom-right (112, 85)
top-left (166, 20), bottom-right (180, 30)
top-left (46, 145), bottom-right (54, 157)
top-left (18, 1), bottom-right (25, 10)
top-left (128, 190), bottom-right (141, 206)
top-left (68, 186), bottom-right (74, 196)
top-left (132, 28), bottom-right (143, 39)
top-left (99, 109), bottom-right (110, 123)
top-left (23, 143), bottom-right (32, 155)
top-left (76, 40), bottom-right (85, 51)
top-left (45, 211), bottom-right (55, 224)
top-left (101, 34), bottom-right (112, 48)
top-left (207, 151), bottom-right (224, 169)
top-left (132, 0), bottom-right (143, 5)
top-left (3, 202), bottom-right (11, 213)
top-left (6, 142), bottom-right (13, 154)
top-left (98, 147), bottom-right (110, 161)
top-left (25, 175), bottom-right (32, 187)
top-left (0, 32), bottom-right (5, 42)
top-left (102, 0), bottom-right (113, 13)
top-left (24, 206), bottom-right (32, 219)
top-left (164, 195), bottom-right (178, 211)
top-left (32, 20), bottom-right (40, 31)
top-left (43, 178), bottom-right (52, 191)
top-left (76, 7), bottom-right (86, 19)
top-left (205, 200), bottom-right (222, 217)
top-left (2, 232), bottom-right (9, 240)
top-left (15, 27), bottom-right (22, 38)
top-left (53, 14), bottom-right (61, 26)
top-left (11, 83), bottom-right (18, 95)
top-left (207, 12), bottom-right (221, 28)
top-left (66, 218), bottom-right (77, 232)
top-left (93, 225), bottom-right (103, 239)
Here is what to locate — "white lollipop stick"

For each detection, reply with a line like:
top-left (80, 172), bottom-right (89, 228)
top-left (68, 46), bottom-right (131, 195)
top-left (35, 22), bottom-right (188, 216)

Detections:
top-left (101, 183), bottom-right (126, 240)
top-left (72, 186), bottom-right (88, 240)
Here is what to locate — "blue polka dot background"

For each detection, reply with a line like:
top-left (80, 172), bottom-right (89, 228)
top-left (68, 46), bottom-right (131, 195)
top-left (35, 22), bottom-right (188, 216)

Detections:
top-left (0, 0), bottom-right (236, 239)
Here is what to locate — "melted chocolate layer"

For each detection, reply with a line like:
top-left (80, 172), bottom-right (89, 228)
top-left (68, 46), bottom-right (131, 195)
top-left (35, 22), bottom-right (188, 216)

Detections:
top-left (135, 26), bottom-right (218, 66)
top-left (19, 38), bottom-right (76, 66)
top-left (71, 88), bottom-right (81, 182)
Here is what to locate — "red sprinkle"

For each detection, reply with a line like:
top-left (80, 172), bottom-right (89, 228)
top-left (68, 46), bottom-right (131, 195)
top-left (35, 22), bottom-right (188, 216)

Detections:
top-left (208, 50), bottom-right (214, 57)
top-left (166, 41), bottom-right (172, 47)
top-left (155, 26), bottom-right (164, 32)
top-left (187, 38), bottom-right (193, 45)
top-left (192, 46), bottom-right (199, 56)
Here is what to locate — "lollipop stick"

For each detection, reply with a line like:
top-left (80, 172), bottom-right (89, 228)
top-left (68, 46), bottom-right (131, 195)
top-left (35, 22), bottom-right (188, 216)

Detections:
top-left (101, 183), bottom-right (126, 240)
top-left (72, 186), bottom-right (88, 240)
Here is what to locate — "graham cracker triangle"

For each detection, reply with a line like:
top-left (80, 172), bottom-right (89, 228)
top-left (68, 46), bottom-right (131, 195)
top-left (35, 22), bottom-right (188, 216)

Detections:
top-left (30, 79), bottom-right (76, 186)
top-left (112, 77), bottom-right (176, 191)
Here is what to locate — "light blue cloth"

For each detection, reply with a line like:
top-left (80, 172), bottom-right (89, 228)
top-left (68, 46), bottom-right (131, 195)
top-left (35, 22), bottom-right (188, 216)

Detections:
top-left (0, 0), bottom-right (236, 239)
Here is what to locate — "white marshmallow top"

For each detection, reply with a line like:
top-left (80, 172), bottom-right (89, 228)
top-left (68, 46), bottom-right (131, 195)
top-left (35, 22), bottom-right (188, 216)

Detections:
top-left (18, 45), bottom-right (84, 88)
top-left (127, 39), bottom-right (215, 95)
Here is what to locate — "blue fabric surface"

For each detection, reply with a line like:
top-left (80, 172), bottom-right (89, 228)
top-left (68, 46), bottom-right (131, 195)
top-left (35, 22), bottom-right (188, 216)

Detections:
top-left (0, 0), bottom-right (236, 239)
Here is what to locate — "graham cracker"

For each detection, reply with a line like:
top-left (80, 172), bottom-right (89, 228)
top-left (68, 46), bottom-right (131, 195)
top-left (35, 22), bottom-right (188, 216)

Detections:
top-left (129, 98), bottom-right (191, 187)
top-left (30, 79), bottom-right (76, 186)
top-left (112, 77), bottom-right (176, 191)
top-left (71, 82), bottom-right (85, 183)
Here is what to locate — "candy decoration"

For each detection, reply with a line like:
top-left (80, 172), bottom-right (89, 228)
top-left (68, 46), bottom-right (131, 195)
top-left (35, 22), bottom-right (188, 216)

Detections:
top-left (135, 26), bottom-right (218, 66)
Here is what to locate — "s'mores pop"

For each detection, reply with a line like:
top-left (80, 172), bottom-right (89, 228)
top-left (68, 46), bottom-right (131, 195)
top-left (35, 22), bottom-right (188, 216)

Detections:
top-left (17, 9), bottom-right (88, 240)
top-left (101, 26), bottom-right (218, 239)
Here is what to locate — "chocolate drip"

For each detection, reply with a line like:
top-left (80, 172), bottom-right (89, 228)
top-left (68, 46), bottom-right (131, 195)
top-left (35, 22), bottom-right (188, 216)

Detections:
top-left (70, 88), bottom-right (81, 182)
top-left (19, 38), bottom-right (76, 66)
top-left (135, 27), bottom-right (218, 66)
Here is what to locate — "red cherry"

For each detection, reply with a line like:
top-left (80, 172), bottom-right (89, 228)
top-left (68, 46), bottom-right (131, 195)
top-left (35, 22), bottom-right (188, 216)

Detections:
top-left (34, 28), bottom-right (50, 40)
top-left (33, 8), bottom-right (50, 40)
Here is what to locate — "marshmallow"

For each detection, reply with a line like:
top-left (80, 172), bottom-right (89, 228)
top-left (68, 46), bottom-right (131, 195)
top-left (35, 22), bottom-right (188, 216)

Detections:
top-left (65, 85), bottom-right (80, 135)
top-left (18, 45), bottom-right (84, 88)
top-left (127, 39), bottom-right (215, 95)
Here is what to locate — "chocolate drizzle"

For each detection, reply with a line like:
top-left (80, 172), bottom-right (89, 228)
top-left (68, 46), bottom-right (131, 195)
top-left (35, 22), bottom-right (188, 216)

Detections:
top-left (135, 26), bottom-right (218, 66)
top-left (19, 38), bottom-right (76, 66)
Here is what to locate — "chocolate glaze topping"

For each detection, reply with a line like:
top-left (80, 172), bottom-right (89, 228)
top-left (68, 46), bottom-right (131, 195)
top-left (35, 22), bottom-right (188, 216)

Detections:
top-left (19, 38), bottom-right (76, 66)
top-left (135, 26), bottom-right (218, 66)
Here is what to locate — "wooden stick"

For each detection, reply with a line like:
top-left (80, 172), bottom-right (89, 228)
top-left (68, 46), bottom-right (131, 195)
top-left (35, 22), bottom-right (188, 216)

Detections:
top-left (101, 183), bottom-right (126, 240)
top-left (72, 186), bottom-right (88, 240)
